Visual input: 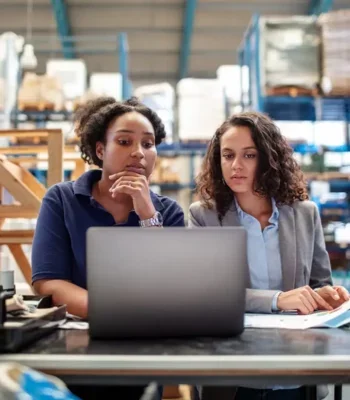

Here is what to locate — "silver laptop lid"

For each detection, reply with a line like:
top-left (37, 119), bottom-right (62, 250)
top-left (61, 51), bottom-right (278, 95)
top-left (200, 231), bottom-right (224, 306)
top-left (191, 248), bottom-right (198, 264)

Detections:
top-left (87, 227), bottom-right (248, 338)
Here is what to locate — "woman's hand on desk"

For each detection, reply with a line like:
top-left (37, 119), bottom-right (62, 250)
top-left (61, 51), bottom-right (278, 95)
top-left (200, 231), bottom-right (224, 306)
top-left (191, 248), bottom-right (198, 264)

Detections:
top-left (277, 286), bottom-right (333, 315)
top-left (109, 172), bottom-right (156, 220)
top-left (315, 285), bottom-right (350, 309)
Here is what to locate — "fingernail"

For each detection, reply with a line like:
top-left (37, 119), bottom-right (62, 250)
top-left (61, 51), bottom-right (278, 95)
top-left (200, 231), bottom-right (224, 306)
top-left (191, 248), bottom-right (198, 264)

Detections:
top-left (334, 294), bottom-right (340, 300)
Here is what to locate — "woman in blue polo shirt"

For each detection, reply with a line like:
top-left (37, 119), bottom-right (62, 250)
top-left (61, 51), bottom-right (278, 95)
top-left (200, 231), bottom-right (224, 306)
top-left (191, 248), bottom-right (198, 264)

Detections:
top-left (32, 97), bottom-right (184, 399)
top-left (32, 96), bottom-right (184, 317)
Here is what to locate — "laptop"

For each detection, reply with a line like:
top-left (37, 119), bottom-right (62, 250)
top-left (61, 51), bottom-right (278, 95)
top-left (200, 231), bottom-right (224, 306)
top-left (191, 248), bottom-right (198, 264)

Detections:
top-left (87, 227), bottom-right (248, 339)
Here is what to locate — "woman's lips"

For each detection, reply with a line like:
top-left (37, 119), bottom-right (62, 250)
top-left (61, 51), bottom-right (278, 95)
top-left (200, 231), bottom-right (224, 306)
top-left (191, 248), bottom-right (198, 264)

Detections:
top-left (230, 176), bottom-right (247, 183)
top-left (125, 166), bottom-right (145, 174)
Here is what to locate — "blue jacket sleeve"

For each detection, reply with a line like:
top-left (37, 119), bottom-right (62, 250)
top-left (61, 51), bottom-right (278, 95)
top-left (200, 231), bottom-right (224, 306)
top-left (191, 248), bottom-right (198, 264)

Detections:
top-left (32, 185), bottom-right (74, 283)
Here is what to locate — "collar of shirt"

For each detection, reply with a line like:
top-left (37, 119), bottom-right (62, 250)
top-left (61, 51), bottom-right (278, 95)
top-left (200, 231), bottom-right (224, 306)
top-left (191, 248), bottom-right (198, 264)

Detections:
top-left (72, 168), bottom-right (164, 212)
top-left (234, 196), bottom-right (279, 229)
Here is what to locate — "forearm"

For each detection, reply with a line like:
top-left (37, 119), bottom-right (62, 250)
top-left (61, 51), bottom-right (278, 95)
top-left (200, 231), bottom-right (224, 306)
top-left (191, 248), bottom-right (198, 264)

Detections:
top-left (246, 288), bottom-right (280, 313)
top-left (33, 279), bottom-right (88, 319)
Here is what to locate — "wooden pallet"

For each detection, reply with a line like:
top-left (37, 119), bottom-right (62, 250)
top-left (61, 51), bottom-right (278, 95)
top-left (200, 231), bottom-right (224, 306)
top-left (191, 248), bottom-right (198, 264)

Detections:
top-left (323, 89), bottom-right (350, 97)
top-left (10, 136), bottom-right (45, 145)
top-left (18, 101), bottom-right (63, 112)
top-left (266, 85), bottom-right (319, 97)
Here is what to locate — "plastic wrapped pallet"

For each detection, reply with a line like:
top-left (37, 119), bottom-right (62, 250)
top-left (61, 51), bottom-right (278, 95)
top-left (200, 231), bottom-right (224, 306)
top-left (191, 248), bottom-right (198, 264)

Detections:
top-left (318, 10), bottom-right (350, 96)
top-left (275, 121), bottom-right (314, 145)
top-left (216, 65), bottom-right (249, 106)
top-left (17, 72), bottom-right (41, 108)
top-left (46, 59), bottom-right (87, 101)
top-left (177, 79), bottom-right (226, 141)
top-left (134, 82), bottom-right (175, 143)
top-left (90, 72), bottom-right (122, 101)
top-left (0, 77), bottom-right (4, 110)
top-left (0, 32), bottom-right (23, 132)
top-left (18, 73), bottom-right (65, 111)
top-left (40, 75), bottom-right (65, 111)
top-left (260, 16), bottom-right (321, 94)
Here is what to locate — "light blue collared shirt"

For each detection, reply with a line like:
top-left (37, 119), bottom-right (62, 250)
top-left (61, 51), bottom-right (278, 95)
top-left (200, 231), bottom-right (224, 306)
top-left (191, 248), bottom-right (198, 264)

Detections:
top-left (235, 197), bottom-right (283, 312)
top-left (235, 197), bottom-right (300, 391)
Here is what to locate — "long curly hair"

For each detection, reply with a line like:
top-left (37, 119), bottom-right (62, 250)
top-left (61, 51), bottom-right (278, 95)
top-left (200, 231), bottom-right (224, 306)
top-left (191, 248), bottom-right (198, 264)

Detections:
top-left (196, 111), bottom-right (308, 221)
top-left (73, 96), bottom-right (166, 168)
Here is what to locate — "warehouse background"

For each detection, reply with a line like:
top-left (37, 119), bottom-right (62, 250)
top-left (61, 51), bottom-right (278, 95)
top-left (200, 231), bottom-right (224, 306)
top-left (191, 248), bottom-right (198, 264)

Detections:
top-left (0, 0), bottom-right (350, 318)
top-left (0, 2), bottom-right (350, 398)
top-left (0, 0), bottom-right (349, 83)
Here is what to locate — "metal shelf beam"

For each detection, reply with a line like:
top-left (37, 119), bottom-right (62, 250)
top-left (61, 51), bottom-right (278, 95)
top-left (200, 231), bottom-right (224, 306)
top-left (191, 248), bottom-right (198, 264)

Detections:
top-left (308, 0), bottom-right (333, 15)
top-left (50, 0), bottom-right (75, 59)
top-left (179, 0), bottom-right (198, 80)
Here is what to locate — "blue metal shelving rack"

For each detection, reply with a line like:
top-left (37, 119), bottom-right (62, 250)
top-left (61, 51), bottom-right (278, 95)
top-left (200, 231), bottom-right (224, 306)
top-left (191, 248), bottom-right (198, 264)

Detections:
top-left (238, 14), bottom-right (319, 121)
top-left (238, 13), bottom-right (350, 135)
top-left (237, 12), bottom-right (350, 157)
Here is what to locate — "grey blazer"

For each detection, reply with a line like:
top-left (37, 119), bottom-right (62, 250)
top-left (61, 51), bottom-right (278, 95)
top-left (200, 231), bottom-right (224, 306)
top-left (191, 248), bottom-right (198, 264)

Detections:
top-left (188, 200), bottom-right (333, 314)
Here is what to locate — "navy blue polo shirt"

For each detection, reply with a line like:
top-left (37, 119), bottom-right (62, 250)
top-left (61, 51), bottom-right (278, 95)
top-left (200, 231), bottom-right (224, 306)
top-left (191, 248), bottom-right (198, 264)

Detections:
top-left (32, 169), bottom-right (185, 289)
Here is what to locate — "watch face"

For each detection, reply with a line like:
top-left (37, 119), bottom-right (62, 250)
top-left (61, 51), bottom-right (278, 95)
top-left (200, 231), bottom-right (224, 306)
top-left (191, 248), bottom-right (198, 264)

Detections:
top-left (155, 211), bottom-right (163, 225)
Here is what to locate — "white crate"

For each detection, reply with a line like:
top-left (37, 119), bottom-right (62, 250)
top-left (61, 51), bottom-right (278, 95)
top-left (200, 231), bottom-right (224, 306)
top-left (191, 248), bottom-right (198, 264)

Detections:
top-left (177, 79), bottom-right (226, 141)
top-left (89, 73), bottom-right (122, 101)
top-left (46, 59), bottom-right (87, 100)
top-left (216, 65), bottom-right (249, 104)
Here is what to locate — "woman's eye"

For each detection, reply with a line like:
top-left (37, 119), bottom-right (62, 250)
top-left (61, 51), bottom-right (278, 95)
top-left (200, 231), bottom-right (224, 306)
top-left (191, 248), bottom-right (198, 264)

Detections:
top-left (223, 154), bottom-right (233, 159)
top-left (143, 142), bottom-right (154, 149)
top-left (118, 140), bottom-right (129, 145)
top-left (245, 154), bottom-right (256, 159)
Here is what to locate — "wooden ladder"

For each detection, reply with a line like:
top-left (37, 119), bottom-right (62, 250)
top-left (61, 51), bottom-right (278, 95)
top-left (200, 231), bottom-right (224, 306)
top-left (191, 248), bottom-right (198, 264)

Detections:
top-left (0, 128), bottom-right (64, 287)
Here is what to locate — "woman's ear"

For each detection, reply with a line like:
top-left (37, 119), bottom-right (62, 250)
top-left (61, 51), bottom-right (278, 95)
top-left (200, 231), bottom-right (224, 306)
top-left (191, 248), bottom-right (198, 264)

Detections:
top-left (96, 141), bottom-right (104, 160)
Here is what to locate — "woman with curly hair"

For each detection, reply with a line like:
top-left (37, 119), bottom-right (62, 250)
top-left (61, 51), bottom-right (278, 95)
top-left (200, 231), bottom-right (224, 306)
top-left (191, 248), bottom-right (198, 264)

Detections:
top-left (32, 96), bottom-right (184, 317)
top-left (189, 112), bottom-right (348, 399)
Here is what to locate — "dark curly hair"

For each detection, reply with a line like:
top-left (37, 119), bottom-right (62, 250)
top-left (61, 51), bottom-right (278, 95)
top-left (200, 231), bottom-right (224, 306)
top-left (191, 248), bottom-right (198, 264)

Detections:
top-left (74, 96), bottom-right (166, 167)
top-left (196, 111), bottom-right (309, 222)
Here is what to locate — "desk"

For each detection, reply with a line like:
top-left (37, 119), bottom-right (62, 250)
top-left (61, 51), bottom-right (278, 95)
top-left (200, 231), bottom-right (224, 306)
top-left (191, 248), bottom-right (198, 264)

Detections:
top-left (0, 328), bottom-right (350, 390)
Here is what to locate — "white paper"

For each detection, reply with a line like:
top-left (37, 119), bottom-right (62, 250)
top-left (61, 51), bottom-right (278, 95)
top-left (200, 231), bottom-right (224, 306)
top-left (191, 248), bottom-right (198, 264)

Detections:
top-left (58, 313), bottom-right (89, 330)
top-left (245, 300), bottom-right (350, 330)
top-left (59, 321), bottom-right (89, 330)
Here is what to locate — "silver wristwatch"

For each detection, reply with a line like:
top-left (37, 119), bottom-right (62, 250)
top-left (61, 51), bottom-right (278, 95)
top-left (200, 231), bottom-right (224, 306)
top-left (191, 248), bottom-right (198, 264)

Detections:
top-left (139, 211), bottom-right (163, 227)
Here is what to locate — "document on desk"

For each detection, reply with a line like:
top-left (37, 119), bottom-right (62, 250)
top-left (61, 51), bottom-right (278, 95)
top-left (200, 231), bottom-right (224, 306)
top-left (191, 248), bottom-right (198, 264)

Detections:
top-left (244, 300), bottom-right (350, 329)
top-left (58, 313), bottom-right (89, 330)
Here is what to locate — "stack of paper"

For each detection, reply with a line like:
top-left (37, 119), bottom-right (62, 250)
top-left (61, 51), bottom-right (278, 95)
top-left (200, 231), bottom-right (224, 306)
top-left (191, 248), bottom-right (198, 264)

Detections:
top-left (245, 300), bottom-right (350, 330)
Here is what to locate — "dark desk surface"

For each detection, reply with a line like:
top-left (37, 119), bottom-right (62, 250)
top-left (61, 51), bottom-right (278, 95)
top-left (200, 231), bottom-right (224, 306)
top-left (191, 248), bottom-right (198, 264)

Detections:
top-left (10, 327), bottom-right (350, 356)
top-left (1, 328), bottom-right (350, 386)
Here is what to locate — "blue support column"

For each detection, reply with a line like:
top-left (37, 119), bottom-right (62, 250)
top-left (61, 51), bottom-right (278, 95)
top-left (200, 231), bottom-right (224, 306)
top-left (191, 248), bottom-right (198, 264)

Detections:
top-left (50, 0), bottom-right (75, 59)
top-left (238, 49), bottom-right (244, 109)
top-left (118, 32), bottom-right (131, 100)
top-left (179, 0), bottom-right (198, 80)
top-left (308, 0), bottom-right (333, 15)
top-left (253, 14), bottom-right (263, 112)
